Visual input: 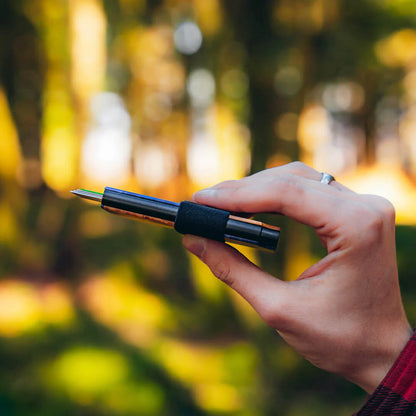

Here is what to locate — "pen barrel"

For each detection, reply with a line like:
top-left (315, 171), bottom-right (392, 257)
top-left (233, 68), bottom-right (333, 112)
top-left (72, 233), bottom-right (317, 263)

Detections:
top-left (102, 187), bottom-right (179, 227)
top-left (174, 201), bottom-right (280, 252)
top-left (225, 216), bottom-right (280, 252)
top-left (101, 188), bottom-right (280, 252)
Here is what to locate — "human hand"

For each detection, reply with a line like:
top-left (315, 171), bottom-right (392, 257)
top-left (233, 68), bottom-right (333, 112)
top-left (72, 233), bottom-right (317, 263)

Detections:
top-left (182, 162), bottom-right (412, 393)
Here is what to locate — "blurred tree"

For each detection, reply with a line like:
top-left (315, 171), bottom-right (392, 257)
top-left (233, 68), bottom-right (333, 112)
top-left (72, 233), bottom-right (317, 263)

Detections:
top-left (1, 1), bottom-right (416, 416)
top-left (0, 0), bottom-right (44, 163)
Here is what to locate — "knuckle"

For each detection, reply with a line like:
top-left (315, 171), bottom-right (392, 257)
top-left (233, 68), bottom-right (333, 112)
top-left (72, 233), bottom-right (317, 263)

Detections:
top-left (226, 187), bottom-right (246, 212)
top-left (208, 258), bottom-right (234, 286)
top-left (210, 179), bottom-right (238, 192)
top-left (266, 173), bottom-right (305, 212)
top-left (273, 173), bottom-right (305, 196)
top-left (286, 160), bottom-right (316, 176)
top-left (274, 172), bottom-right (295, 188)
top-left (361, 195), bottom-right (396, 225)
top-left (287, 160), bottom-right (306, 170)
top-left (366, 210), bottom-right (385, 237)
top-left (347, 195), bottom-right (396, 246)
top-left (221, 179), bottom-right (239, 187)
top-left (197, 242), bottom-right (239, 288)
top-left (375, 197), bottom-right (396, 224)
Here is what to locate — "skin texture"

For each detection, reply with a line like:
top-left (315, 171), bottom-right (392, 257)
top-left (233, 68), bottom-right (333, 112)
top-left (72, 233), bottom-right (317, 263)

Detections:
top-left (182, 162), bottom-right (413, 393)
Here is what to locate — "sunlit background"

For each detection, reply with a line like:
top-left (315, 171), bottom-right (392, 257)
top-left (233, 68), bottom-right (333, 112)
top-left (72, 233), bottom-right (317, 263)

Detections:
top-left (1, 0), bottom-right (416, 415)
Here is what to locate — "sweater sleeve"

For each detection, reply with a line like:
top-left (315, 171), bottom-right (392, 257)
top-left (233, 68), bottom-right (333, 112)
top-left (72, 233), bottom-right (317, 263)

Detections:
top-left (355, 331), bottom-right (416, 415)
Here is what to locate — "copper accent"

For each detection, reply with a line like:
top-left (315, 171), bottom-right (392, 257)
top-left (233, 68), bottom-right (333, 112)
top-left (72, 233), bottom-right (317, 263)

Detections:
top-left (228, 215), bottom-right (280, 231)
top-left (103, 206), bottom-right (175, 228)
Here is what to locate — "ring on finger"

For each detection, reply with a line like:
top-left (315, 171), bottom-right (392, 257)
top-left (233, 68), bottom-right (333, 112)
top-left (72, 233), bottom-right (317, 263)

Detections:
top-left (320, 172), bottom-right (335, 185)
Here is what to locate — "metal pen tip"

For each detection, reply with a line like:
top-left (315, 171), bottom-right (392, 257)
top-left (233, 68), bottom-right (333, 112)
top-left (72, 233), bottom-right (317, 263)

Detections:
top-left (71, 189), bottom-right (103, 203)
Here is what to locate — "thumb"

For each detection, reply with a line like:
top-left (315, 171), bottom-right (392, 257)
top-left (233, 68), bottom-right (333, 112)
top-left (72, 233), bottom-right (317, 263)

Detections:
top-left (182, 235), bottom-right (290, 326)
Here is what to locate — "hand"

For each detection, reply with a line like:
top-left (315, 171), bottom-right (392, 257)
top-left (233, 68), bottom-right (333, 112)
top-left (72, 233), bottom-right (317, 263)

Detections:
top-left (182, 162), bottom-right (412, 393)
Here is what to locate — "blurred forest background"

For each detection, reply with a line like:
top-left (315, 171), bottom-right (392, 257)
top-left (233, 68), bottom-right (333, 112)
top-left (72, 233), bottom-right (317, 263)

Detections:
top-left (1, 0), bottom-right (416, 415)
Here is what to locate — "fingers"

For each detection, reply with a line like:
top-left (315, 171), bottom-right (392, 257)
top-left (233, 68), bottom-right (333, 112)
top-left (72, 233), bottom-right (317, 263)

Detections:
top-left (195, 162), bottom-right (351, 194)
top-left (193, 172), bottom-right (346, 230)
top-left (191, 162), bottom-right (357, 230)
top-left (182, 235), bottom-right (290, 325)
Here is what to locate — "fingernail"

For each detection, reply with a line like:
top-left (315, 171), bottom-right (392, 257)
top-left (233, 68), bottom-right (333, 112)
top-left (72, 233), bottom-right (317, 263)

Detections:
top-left (193, 189), bottom-right (217, 201)
top-left (182, 235), bottom-right (206, 258)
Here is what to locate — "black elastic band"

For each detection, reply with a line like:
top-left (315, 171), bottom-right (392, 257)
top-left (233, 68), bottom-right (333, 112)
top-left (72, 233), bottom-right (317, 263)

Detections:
top-left (174, 201), bottom-right (230, 242)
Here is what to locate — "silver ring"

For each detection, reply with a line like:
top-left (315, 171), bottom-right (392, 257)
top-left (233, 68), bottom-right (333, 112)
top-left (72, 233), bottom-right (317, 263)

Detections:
top-left (320, 172), bottom-right (335, 185)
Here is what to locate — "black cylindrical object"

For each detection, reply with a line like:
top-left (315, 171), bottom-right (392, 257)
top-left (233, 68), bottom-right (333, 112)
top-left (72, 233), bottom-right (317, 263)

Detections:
top-left (101, 187), bottom-right (280, 251)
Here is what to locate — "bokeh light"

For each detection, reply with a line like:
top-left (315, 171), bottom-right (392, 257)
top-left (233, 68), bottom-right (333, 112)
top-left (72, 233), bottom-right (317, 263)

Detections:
top-left (0, 88), bottom-right (21, 179)
top-left (81, 93), bottom-right (132, 185)
top-left (187, 68), bottom-right (216, 107)
top-left (322, 81), bottom-right (365, 113)
top-left (174, 21), bottom-right (203, 55)
top-left (70, 0), bottom-right (106, 99)
top-left (46, 347), bottom-right (129, 400)
top-left (274, 66), bottom-right (303, 97)
top-left (0, 280), bottom-right (74, 337)
top-left (79, 270), bottom-right (170, 347)
top-left (3, 2), bottom-right (416, 415)
top-left (134, 141), bottom-right (178, 189)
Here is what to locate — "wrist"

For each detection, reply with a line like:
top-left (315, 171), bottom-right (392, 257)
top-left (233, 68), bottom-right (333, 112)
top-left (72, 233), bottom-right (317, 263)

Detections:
top-left (350, 325), bottom-right (413, 393)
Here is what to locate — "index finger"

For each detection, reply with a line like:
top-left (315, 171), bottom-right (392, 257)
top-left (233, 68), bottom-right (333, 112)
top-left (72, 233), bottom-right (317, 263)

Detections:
top-left (193, 172), bottom-right (349, 230)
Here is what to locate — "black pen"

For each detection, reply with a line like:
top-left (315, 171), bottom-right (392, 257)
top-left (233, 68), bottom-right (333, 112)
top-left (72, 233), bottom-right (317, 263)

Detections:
top-left (71, 187), bottom-right (280, 251)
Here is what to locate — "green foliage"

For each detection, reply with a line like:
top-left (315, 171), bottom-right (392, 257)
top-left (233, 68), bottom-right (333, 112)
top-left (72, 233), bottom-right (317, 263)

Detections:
top-left (1, 0), bottom-right (416, 415)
